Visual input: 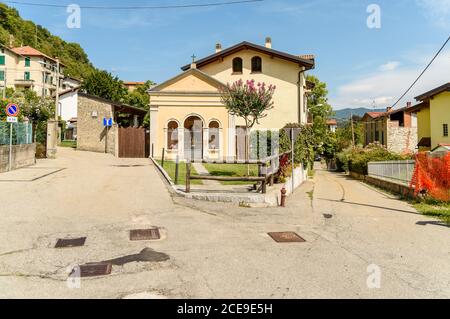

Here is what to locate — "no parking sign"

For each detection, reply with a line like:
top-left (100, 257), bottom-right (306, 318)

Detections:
top-left (6, 103), bottom-right (20, 117)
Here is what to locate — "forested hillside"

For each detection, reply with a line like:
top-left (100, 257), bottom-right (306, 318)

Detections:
top-left (0, 3), bottom-right (95, 79)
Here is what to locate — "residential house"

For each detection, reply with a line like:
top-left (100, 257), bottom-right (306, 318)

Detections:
top-left (0, 45), bottom-right (64, 97)
top-left (124, 81), bottom-right (145, 92)
top-left (148, 38), bottom-right (315, 166)
top-left (326, 119), bottom-right (337, 133)
top-left (406, 82), bottom-right (450, 151)
top-left (362, 103), bottom-right (418, 154)
top-left (62, 76), bottom-right (81, 91)
top-left (59, 89), bottom-right (147, 155)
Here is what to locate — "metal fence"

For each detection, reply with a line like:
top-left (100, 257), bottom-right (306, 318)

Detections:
top-left (0, 122), bottom-right (33, 145)
top-left (368, 160), bottom-right (416, 185)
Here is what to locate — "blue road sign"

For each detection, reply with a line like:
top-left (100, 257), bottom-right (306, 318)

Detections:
top-left (6, 103), bottom-right (19, 117)
top-left (103, 118), bottom-right (113, 127)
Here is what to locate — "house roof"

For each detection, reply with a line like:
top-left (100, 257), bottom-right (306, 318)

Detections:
top-left (364, 112), bottom-right (385, 119)
top-left (415, 82), bottom-right (450, 102)
top-left (326, 119), bottom-right (337, 125)
top-left (417, 137), bottom-right (432, 147)
top-left (11, 46), bottom-right (67, 67)
top-left (148, 67), bottom-right (226, 93)
top-left (404, 101), bottom-right (430, 113)
top-left (124, 81), bottom-right (145, 86)
top-left (57, 86), bottom-right (80, 98)
top-left (180, 41), bottom-right (315, 71)
top-left (78, 92), bottom-right (148, 116)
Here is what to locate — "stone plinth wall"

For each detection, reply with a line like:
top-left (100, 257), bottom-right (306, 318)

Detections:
top-left (0, 143), bottom-right (36, 173)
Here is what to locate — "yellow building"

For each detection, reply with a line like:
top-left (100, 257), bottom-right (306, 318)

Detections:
top-left (408, 83), bottom-right (450, 151)
top-left (148, 38), bottom-right (315, 161)
top-left (0, 45), bottom-right (64, 97)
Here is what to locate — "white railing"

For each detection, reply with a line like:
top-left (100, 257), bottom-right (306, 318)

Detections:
top-left (368, 160), bottom-right (415, 185)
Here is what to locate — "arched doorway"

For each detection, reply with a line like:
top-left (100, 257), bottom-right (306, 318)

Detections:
top-left (184, 115), bottom-right (203, 160)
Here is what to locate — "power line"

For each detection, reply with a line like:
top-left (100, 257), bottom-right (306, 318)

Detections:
top-left (391, 34), bottom-right (450, 109)
top-left (5, 0), bottom-right (264, 10)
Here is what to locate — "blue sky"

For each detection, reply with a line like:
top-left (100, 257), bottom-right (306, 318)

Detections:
top-left (6, 0), bottom-right (450, 109)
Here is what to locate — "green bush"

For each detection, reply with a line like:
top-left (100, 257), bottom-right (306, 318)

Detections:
top-left (336, 143), bottom-right (411, 175)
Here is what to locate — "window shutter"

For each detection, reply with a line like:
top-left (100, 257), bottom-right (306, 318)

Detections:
top-left (0, 56), bottom-right (5, 65)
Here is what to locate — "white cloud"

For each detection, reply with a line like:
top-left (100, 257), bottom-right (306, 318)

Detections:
top-left (330, 47), bottom-right (450, 109)
top-left (379, 61), bottom-right (400, 71)
top-left (417, 0), bottom-right (450, 28)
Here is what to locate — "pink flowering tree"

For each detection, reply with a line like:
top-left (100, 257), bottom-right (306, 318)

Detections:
top-left (220, 79), bottom-right (276, 161)
top-left (221, 79), bottom-right (276, 130)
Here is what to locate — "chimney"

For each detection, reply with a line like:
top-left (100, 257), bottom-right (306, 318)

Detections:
top-left (386, 106), bottom-right (393, 113)
top-left (406, 102), bottom-right (412, 108)
top-left (265, 37), bottom-right (272, 49)
top-left (215, 43), bottom-right (222, 53)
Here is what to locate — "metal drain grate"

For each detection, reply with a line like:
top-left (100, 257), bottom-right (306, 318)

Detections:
top-left (55, 237), bottom-right (86, 248)
top-left (268, 232), bottom-right (306, 243)
top-left (74, 263), bottom-right (112, 277)
top-left (130, 228), bottom-right (161, 241)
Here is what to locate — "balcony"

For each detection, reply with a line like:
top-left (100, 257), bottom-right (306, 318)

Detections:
top-left (15, 79), bottom-right (35, 87)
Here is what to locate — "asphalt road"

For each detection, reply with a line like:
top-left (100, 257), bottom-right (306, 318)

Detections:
top-left (0, 149), bottom-right (448, 298)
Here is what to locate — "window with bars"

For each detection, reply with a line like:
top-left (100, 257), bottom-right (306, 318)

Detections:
top-left (444, 124), bottom-right (449, 137)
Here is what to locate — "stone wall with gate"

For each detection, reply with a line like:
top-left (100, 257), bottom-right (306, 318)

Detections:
top-left (77, 94), bottom-right (117, 156)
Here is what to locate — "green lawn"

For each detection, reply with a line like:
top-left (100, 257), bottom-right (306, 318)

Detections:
top-left (202, 163), bottom-right (259, 185)
top-left (413, 200), bottom-right (450, 225)
top-left (59, 140), bottom-right (77, 148)
top-left (156, 160), bottom-right (202, 185)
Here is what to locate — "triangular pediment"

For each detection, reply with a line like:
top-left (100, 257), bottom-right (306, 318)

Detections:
top-left (149, 68), bottom-right (226, 93)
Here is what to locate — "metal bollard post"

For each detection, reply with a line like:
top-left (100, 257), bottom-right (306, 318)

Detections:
top-left (175, 155), bottom-right (179, 185)
top-left (280, 187), bottom-right (287, 207)
top-left (161, 148), bottom-right (165, 168)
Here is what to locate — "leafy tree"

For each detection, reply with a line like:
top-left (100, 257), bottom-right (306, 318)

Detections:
top-left (336, 116), bottom-right (364, 151)
top-left (306, 75), bottom-right (335, 152)
top-left (221, 79), bottom-right (276, 161)
top-left (81, 69), bottom-right (128, 103)
top-left (221, 79), bottom-right (276, 130)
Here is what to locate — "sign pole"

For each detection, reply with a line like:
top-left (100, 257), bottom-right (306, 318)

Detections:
top-left (9, 122), bottom-right (13, 171)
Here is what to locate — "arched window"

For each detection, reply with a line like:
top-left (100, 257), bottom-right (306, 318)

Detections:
top-left (232, 57), bottom-right (243, 73)
top-left (208, 121), bottom-right (220, 150)
top-left (251, 56), bottom-right (262, 73)
top-left (167, 121), bottom-right (179, 150)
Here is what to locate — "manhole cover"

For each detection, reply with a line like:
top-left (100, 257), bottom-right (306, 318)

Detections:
top-left (73, 263), bottom-right (112, 278)
top-left (55, 237), bottom-right (86, 248)
top-left (130, 228), bottom-right (161, 241)
top-left (268, 232), bottom-right (306, 243)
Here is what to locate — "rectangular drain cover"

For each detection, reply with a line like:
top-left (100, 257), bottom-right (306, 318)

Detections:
top-left (130, 228), bottom-right (160, 241)
top-left (268, 232), bottom-right (306, 243)
top-left (77, 263), bottom-right (112, 277)
top-left (55, 237), bottom-right (86, 248)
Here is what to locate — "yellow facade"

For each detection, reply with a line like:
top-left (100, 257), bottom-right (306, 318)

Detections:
top-left (429, 92), bottom-right (450, 149)
top-left (416, 106), bottom-right (431, 151)
top-left (0, 46), bottom-right (63, 97)
top-left (149, 41), bottom-right (313, 161)
top-left (414, 88), bottom-right (450, 150)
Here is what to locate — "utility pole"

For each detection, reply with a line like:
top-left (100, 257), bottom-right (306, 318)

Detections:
top-left (55, 58), bottom-right (60, 120)
top-left (350, 112), bottom-right (355, 148)
top-left (2, 66), bottom-right (6, 99)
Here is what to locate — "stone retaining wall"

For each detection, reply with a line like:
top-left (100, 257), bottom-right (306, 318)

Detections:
top-left (350, 171), bottom-right (415, 199)
top-left (0, 143), bottom-right (36, 173)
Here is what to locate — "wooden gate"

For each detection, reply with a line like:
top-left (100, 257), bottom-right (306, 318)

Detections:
top-left (118, 127), bottom-right (149, 158)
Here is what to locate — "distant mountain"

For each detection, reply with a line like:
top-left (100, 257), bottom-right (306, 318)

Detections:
top-left (333, 107), bottom-right (386, 120)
